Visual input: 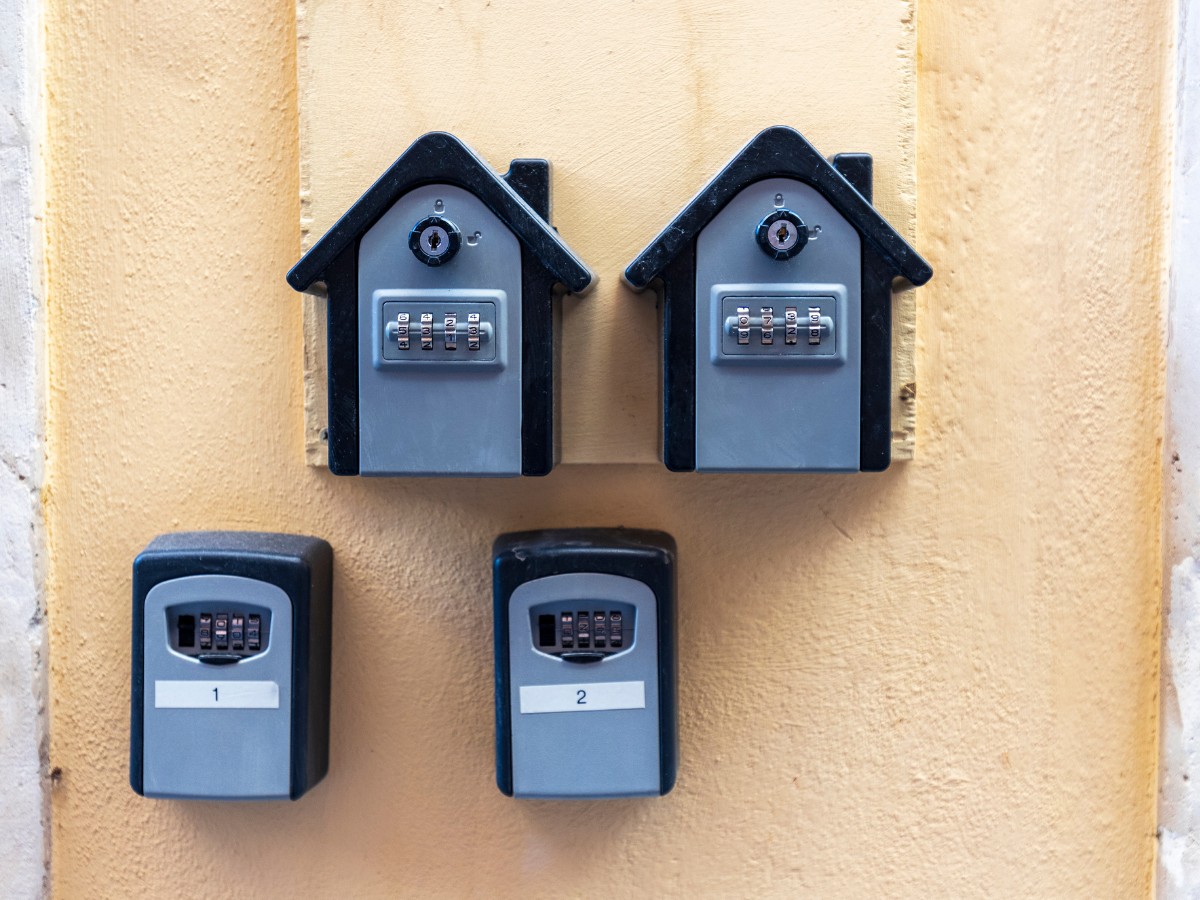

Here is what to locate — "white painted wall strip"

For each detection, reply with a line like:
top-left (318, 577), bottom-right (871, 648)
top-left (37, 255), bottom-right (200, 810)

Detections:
top-left (1159, 2), bottom-right (1200, 896)
top-left (0, 0), bottom-right (46, 895)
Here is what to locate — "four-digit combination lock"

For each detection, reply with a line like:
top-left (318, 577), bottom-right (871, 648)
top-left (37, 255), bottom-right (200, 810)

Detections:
top-left (382, 301), bottom-right (497, 361)
top-left (727, 302), bottom-right (833, 354)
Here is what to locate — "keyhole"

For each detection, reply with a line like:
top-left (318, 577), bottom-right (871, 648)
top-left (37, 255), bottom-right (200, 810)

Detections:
top-left (756, 209), bottom-right (807, 259)
top-left (427, 230), bottom-right (441, 251)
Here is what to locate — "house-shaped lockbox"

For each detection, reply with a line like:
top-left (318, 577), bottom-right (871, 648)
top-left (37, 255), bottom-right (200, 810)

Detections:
top-left (624, 126), bottom-right (933, 473)
top-left (288, 132), bottom-right (593, 477)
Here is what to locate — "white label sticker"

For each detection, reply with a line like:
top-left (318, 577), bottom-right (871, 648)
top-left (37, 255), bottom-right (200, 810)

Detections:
top-left (154, 680), bottom-right (280, 709)
top-left (519, 680), bottom-right (645, 714)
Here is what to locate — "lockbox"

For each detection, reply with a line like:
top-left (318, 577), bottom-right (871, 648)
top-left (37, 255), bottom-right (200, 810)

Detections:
top-left (493, 529), bottom-right (677, 799)
top-left (624, 126), bottom-right (933, 473)
top-left (130, 532), bottom-right (333, 801)
top-left (287, 132), bottom-right (594, 477)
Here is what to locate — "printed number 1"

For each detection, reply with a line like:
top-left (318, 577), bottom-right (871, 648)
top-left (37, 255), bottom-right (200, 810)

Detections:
top-left (212, 687), bottom-right (219, 702)
top-left (576, 689), bottom-right (587, 705)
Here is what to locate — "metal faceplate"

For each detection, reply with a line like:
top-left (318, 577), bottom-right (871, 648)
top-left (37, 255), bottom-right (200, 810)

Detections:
top-left (358, 183), bottom-right (522, 476)
top-left (507, 573), bottom-right (661, 798)
top-left (695, 178), bottom-right (862, 471)
top-left (141, 575), bottom-right (293, 800)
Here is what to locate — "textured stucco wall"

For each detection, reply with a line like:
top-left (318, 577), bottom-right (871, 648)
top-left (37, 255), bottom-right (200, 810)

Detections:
top-left (43, 0), bottom-right (1167, 898)
top-left (0, 0), bottom-right (47, 894)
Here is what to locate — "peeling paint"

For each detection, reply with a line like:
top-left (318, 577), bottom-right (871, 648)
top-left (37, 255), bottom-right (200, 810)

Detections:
top-left (1161, 560), bottom-right (1200, 893)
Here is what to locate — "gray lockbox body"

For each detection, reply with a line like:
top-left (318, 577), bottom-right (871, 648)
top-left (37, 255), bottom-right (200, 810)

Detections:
top-left (358, 184), bottom-right (522, 476)
top-left (130, 532), bottom-right (333, 801)
top-left (141, 574), bottom-right (294, 799)
top-left (508, 573), bottom-right (661, 798)
top-left (695, 178), bottom-right (862, 472)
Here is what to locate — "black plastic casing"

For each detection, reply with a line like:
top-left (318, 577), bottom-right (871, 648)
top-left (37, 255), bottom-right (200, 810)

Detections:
top-left (492, 528), bottom-right (678, 797)
top-left (130, 531), bottom-right (334, 801)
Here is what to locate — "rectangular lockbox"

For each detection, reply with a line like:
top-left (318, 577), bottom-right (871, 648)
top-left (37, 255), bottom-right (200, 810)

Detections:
top-left (130, 532), bottom-right (333, 801)
top-left (493, 529), bottom-right (677, 799)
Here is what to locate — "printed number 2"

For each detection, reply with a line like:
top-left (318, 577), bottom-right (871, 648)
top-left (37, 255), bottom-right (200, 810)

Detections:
top-left (576, 689), bottom-right (587, 705)
top-left (212, 687), bottom-right (219, 702)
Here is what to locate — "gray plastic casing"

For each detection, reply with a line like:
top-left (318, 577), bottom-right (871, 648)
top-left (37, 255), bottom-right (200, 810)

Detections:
top-left (141, 574), bottom-right (293, 800)
top-left (358, 183), bottom-right (522, 476)
top-left (507, 573), bottom-right (662, 799)
top-left (695, 177), bottom-right (862, 471)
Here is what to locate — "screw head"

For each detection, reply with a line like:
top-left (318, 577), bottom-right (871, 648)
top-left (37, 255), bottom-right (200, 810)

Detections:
top-left (409, 215), bottom-right (462, 266)
top-left (755, 209), bottom-right (808, 260)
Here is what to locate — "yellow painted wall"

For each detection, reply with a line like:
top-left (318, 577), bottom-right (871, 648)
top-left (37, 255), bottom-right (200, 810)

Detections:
top-left (44, 1), bottom-right (1167, 897)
